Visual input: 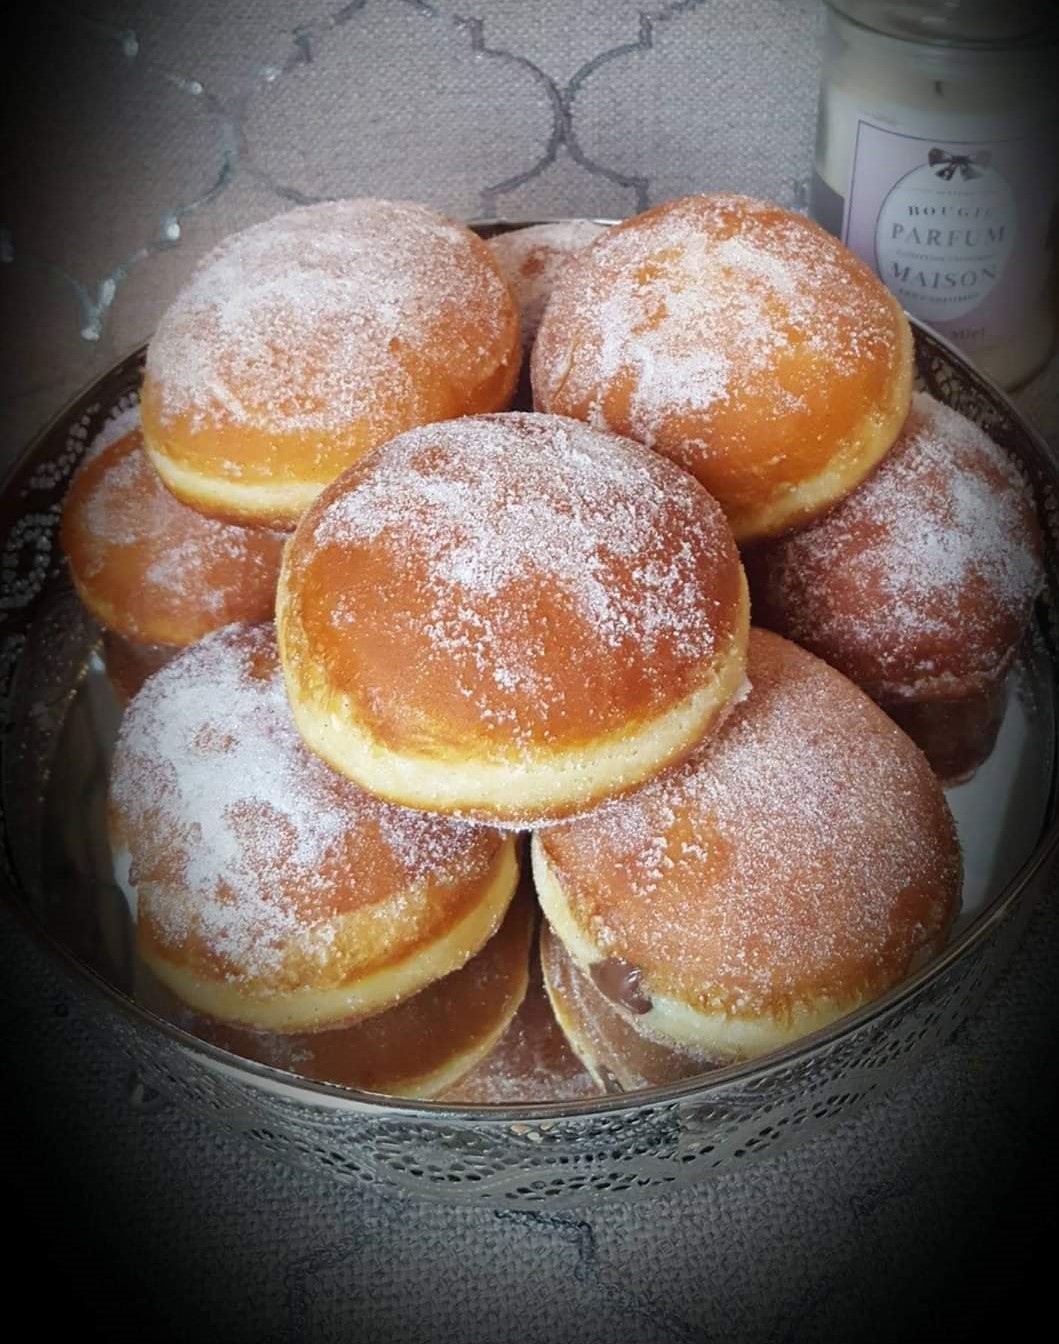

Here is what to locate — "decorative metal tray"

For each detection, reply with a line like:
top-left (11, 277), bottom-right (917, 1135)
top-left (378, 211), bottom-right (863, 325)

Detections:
top-left (2, 222), bottom-right (1057, 1210)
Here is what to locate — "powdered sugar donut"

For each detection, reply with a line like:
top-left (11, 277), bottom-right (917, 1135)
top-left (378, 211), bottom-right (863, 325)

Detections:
top-left (277, 411), bottom-right (750, 824)
top-left (134, 886), bottom-right (535, 1100)
top-left (540, 921), bottom-right (712, 1092)
top-left (140, 200), bottom-right (521, 527)
top-left (532, 194), bottom-right (914, 542)
top-left (443, 933), bottom-right (602, 1105)
top-left (108, 624), bottom-right (518, 1032)
top-left (488, 220), bottom-right (607, 346)
top-left (534, 630), bottom-right (961, 1062)
top-left (62, 428), bottom-right (286, 651)
top-left (746, 392), bottom-right (1044, 779)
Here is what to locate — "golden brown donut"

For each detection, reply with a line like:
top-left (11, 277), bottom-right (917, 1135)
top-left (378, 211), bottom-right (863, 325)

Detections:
top-left (444, 931), bottom-right (601, 1105)
top-left (531, 193), bottom-right (914, 542)
top-left (277, 411), bottom-right (750, 824)
top-left (534, 629), bottom-right (961, 1062)
top-left (140, 200), bottom-right (521, 528)
top-left (540, 922), bottom-right (713, 1093)
top-left (108, 623), bottom-right (519, 1033)
top-left (488, 220), bottom-right (608, 347)
top-left (883, 683), bottom-right (1009, 786)
top-left (745, 392), bottom-right (1044, 780)
top-left (134, 887), bottom-right (535, 1100)
top-left (61, 428), bottom-right (286, 647)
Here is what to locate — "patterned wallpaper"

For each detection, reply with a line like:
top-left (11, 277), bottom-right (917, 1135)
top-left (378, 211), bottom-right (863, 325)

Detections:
top-left (1, 0), bottom-right (824, 463)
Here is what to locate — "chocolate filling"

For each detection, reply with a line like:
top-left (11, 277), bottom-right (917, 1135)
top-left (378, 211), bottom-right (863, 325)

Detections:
top-left (589, 956), bottom-right (652, 1015)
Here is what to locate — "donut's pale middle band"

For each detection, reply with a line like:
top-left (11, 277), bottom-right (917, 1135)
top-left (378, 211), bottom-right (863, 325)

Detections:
top-left (139, 835), bottom-right (520, 1033)
top-left (532, 836), bottom-right (871, 1062)
top-left (540, 969), bottom-right (615, 1092)
top-left (729, 351), bottom-right (913, 541)
top-left (144, 436), bottom-right (327, 525)
top-left (278, 575), bottom-right (751, 823)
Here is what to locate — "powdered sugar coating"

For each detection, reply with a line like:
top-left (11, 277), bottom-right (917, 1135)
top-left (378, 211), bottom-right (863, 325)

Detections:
top-left (533, 195), bottom-right (897, 446)
top-left (539, 630), bottom-right (961, 1018)
top-left (85, 403), bottom-right (141, 462)
top-left (316, 415), bottom-right (724, 660)
top-left (62, 429), bottom-right (286, 644)
top-left (488, 220), bottom-right (607, 345)
top-left (748, 392), bottom-right (1044, 699)
top-left (531, 195), bottom-right (911, 540)
top-left (145, 199), bottom-right (515, 434)
top-left (291, 412), bottom-right (745, 748)
top-left (109, 624), bottom-right (502, 984)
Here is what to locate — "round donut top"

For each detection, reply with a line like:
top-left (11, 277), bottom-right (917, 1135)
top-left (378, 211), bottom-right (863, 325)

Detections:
top-left (109, 624), bottom-right (504, 983)
top-left (488, 220), bottom-right (607, 344)
top-left (747, 392), bottom-right (1044, 699)
top-left (143, 199), bottom-right (517, 436)
top-left (282, 412), bottom-right (746, 751)
top-left (61, 427), bottom-right (287, 646)
top-left (537, 629), bottom-right (961, 1020)
top-left (531, 194), bottom-right (910, 525)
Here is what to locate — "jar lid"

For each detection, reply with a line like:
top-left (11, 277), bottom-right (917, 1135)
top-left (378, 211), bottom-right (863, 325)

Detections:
top-left (826, 0), bottom-right (1057, 47)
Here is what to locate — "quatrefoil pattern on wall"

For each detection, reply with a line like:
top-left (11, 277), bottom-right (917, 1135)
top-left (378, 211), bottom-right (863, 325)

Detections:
top-left (1, 0), bottom-right (822, 457)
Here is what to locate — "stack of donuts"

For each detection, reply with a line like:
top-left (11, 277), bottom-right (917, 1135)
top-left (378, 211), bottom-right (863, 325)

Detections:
top-left (61, 192), bottom-right (1043, 1103)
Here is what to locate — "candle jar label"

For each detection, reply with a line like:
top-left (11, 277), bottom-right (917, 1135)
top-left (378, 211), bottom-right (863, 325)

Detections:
top-left (872, 155), bottom-right (1016, 323)
top-left (841, 116), bottom-right (1055, 356)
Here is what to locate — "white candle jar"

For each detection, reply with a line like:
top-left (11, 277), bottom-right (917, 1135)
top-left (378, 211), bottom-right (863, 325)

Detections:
top-left (811, 1), bottom-right (1058, 388)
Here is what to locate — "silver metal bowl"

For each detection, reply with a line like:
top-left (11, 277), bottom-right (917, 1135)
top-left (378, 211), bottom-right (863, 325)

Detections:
top-left (2, 222), bottom-right (1057, 1209)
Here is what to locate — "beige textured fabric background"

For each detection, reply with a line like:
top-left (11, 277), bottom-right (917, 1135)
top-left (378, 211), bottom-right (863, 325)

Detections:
top-left (2, 3), bottom-right (1057, 1341)
top-left (5, 0), bottom-right (1054, 461)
